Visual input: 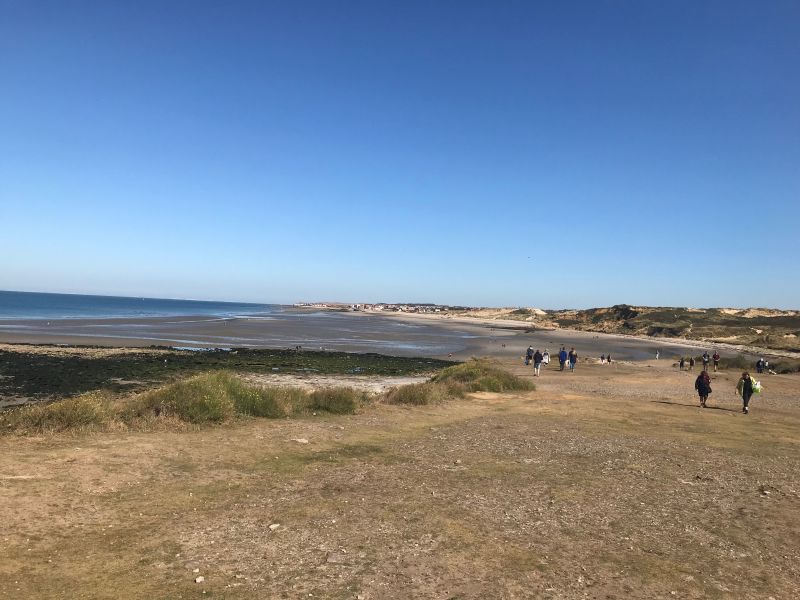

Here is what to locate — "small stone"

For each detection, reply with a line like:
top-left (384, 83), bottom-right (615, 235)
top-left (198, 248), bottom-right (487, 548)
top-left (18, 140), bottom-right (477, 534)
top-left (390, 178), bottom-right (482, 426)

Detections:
top-left (195, 576), bottom-right (205, 583)
top-left (269, 523), bottom-right (280, 531)
top-left (193, 568), bottom-right (200, 573)
top-left (291, 438), bottom-right (309, 444)
top-left (326, 552), bottom-right (347, 564)
top-left (454, 459), bottom-right (462, 465)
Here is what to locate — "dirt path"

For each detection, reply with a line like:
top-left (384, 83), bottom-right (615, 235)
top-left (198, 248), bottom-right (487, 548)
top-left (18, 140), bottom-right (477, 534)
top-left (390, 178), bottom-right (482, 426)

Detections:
top-left (1, 361), bottom-right (798, 599)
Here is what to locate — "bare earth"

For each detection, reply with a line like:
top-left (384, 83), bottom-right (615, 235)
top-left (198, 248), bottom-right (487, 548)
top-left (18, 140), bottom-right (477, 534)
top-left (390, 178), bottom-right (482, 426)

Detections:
top-left (1, 358), bottom-right (799, 599)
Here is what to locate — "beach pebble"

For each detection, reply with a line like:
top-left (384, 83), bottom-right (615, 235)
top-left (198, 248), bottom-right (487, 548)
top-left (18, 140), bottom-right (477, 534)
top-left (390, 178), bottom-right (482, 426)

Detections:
top-left (291, 438), bottom-right (309, 444)
top-left (269, 523), bottom-right (280, 531)
top-left (193, 568), bottom-right (200, 574)
top-left (195, 576), bottom-right (205, 584)
top-left (326, 552), bottom-right (347, 564)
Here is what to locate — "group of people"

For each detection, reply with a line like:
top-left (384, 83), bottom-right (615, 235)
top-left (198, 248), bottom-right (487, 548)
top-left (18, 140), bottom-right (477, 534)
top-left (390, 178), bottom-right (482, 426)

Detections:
top-left (679, 350), bottom-right (721, 372)
top-left (755, 357), bottom-right (773, 374)
top-left (524, 343), bottom-right (764, 415)
top-left (695, 369), bottom-right (761, 414)
top-left (524, 346), bottom-right (578, 375)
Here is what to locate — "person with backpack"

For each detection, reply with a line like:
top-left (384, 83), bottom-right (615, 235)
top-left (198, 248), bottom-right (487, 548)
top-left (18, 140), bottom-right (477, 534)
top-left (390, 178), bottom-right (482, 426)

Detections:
top-left (695, 369), bottom-right (712, 408)
top-left (533, 349), bottom-right (544, 376)
top-left (525, 346), bottom-right (533, 366)
top-left (736, 371), bottom-right (755, 414)
top-left (568, 348), bottom-right (577, 372)
top-left (712, 351), bottom-right (720, 372)
top-left (702, 351), bottom-right (710, 370)
top-left (558, 347), bottom-right (568, 371)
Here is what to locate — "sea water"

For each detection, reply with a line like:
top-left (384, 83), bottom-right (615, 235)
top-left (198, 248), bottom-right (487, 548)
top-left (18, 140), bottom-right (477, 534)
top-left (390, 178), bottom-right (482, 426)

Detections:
top-left (0, 290), bottom-right (275, 320)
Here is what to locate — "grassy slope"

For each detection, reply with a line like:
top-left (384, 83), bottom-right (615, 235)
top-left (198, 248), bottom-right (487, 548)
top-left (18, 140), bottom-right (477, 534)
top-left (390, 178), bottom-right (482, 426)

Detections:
top-left (1, 362), bottom-right (798, 599)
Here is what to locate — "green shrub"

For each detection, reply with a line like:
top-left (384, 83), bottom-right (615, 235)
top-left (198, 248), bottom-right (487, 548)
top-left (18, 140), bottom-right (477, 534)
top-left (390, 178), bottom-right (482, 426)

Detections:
top-left (431, 359), bottom-right (534, 393)
top-left (384, 382), bottom-right (452, 405)
top-left (131, 371), bottom-right (237, 424)
top-left (308, 387), bottom-right (365, 414)
top-left (232, 384), bottom-right (307, 418)
top-left (1, 392), bottom-right (112, 433)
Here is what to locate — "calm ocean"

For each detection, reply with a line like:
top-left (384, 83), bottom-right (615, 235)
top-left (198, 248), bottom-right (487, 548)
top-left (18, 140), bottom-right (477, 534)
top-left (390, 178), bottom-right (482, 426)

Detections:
top-left (0, 291), bottom-right (276, 320)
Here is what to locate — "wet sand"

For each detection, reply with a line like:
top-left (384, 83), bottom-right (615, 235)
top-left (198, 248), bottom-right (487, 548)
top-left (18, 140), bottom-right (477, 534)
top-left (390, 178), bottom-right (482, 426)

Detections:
top-left (0, 310), bottom-right (708, 361)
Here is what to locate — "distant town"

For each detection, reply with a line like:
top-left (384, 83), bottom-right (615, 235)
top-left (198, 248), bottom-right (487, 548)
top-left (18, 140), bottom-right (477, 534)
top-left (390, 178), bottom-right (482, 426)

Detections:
top-left (293, 302), bottom-right (470, 313)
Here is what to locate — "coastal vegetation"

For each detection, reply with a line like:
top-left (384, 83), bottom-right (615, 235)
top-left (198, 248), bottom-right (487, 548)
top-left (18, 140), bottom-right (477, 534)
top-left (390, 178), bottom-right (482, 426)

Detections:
top-left (385, 359), bottom-right (534, 406)
top-left (444, 304), bottom-right (800, 353)
top-left (0, 359), bottom-right (527, 434)
top-left (0, 371), bottom-right (369, 434)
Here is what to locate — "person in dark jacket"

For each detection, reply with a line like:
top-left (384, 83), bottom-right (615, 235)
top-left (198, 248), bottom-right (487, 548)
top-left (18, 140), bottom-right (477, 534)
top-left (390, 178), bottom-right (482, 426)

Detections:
top-left (688, 356), bottom-right (695, 371)
top-left (712, 351), bottom-right (720, 372)
top-left (679, 357), bottom-right (685, 370)
top-left (525, 346), bottom-right (533, 366)
top-left (558, 347), bottom-right (568, 371)
top-left (736, 372), bottom-right (754, 414)
top-left (533, 349), bottom-right (544, 376)
top-left (695, 369), bottom-right (712, 408)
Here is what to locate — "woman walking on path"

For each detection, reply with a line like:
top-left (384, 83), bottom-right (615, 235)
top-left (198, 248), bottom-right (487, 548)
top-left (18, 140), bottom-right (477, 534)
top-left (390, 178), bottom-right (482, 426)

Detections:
top-left (736, 372), bottom-right (754, 414)
top-left (568, 348), bottom-right (578, 372)
top-left (712, 351), bottom-right (720, 372)
top-left (695, 369), bottom-right (712, 408)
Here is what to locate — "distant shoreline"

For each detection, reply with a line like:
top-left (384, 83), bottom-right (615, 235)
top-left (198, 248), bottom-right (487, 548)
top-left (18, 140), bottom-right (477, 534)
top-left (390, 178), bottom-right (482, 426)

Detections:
top-left (373, 309), bottom-right (800, 360)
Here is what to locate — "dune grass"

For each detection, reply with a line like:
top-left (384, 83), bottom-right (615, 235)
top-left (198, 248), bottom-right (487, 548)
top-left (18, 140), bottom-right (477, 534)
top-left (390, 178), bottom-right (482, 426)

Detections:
top-left (431, 358), bottom-right (535, 393)
top-left (0, 392), bottom-right (115, 433)
top-left (386, 359), bottom-right (534, 406)
top-left (1, 360), bottom-right (534, 433)
top-left (0, 371), bottom-right (369, 434)
top-left (309, 387), bottom-right (368, 414)
top-left (383, 381), bottom-right (455, 406)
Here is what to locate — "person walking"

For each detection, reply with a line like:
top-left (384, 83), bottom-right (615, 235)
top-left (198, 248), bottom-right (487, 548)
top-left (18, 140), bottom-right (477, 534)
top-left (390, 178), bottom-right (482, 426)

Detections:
top-left (525, 346), bottom-right (533, 366)
top-left (607, 354), bottom-right (612, 364)
top-left (568, 348), bottom-right (577, 372)
top-left (656, 349), bottom-right (660, 360)
top-left (679, 356), bottom-right (685, 370)
top-left (695, 369), bottom-right (712, 408)
top-left (712, 351), bottom-right (720, 372)
top-left (688, 356), bottom-right (695, 371)
top-left (702, 351), bottom-right (710, 370)
top-left (736, 371), bottom-right (754, 414)
top-left (533, 349), bottom-right (544, 377)
top-left (542, 349), bottom-right (550, 366)
top-left (558, 347), bottom-right (568, 371)
top-left (600, 353), bottom-right (605, 364)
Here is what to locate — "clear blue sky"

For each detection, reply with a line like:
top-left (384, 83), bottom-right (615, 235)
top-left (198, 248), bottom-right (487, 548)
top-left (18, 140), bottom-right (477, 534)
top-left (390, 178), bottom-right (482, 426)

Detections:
top-left (2, 1), bottom-right (798, 308)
